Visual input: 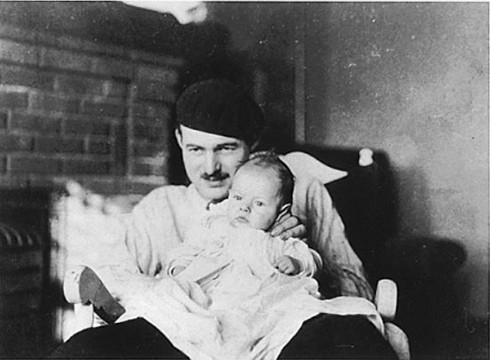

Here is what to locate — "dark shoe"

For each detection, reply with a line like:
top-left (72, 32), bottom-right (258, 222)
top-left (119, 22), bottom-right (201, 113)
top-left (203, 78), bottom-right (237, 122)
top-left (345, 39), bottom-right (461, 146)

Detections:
top-left (64, 266), bottom-right (125, 324)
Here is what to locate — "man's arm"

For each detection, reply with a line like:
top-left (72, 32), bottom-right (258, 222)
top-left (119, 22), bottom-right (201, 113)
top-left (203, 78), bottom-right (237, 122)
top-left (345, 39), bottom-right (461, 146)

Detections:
top-left (292, 177), bottom-right (374, 299)
top-left (124, 187), bottom-right (184, 276)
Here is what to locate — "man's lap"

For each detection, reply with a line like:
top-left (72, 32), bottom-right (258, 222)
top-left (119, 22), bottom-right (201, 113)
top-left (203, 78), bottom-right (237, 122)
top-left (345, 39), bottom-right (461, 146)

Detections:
top-left (47, 315), bottom-right (395, 359)
top-left (48, 318), bottom-right (186, 359)
top-left (280, 314), bottom-right (397, 359)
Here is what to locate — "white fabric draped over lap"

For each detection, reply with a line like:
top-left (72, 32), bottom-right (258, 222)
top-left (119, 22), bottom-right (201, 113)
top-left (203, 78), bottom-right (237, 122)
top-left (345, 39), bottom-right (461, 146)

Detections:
top-left (121, 274), bottom-right (384, 360)
top-left (116, 222), bottom-right (384, 360)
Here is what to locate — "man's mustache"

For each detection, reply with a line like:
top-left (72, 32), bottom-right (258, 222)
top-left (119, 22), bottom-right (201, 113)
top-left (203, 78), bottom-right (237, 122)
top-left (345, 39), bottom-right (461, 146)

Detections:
top-left (201, 172), bottom-right (229, 181)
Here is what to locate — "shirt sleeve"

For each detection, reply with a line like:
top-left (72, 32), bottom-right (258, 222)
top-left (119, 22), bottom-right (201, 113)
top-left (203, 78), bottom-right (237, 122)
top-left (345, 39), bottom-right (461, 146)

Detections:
top-left (123, 187), bottom-right (182, 276)
top-left (267, 236), bottom-right (321, 277)
top-left (292, 177), bottom-right (374, 300)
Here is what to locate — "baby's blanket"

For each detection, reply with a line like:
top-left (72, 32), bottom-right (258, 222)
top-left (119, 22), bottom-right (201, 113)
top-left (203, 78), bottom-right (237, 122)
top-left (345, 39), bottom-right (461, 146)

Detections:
top-left (120, 273), bottom-right (384, 360)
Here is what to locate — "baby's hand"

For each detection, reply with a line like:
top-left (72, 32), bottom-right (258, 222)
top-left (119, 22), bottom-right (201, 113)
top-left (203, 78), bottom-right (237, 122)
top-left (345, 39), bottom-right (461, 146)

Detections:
top-left (276, 256), bottom-right (302, 275)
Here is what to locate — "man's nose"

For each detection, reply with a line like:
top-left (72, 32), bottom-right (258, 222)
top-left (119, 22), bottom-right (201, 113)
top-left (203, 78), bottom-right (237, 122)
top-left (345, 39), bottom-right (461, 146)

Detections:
top-left (204, 152), bottom-right (220, 174)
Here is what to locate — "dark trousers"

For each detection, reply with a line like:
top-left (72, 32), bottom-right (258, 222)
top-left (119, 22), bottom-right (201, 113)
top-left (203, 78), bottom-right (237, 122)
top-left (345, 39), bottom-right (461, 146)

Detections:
top-left (48, 315), bottom-right (396, 359)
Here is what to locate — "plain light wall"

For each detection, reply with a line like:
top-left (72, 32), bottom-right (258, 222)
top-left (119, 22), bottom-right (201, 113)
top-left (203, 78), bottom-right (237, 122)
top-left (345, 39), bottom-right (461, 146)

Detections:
top-left (304, 3), bottom-right (488, 318)
top-left (210, 2), bottom-right (488, 319)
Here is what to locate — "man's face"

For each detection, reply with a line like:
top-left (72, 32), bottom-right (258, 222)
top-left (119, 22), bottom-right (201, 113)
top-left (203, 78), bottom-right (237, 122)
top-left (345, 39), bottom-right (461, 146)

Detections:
top-left (227, 165), bottom-right (283, 231)
top-left (176, 125), bottom-right (250, 202)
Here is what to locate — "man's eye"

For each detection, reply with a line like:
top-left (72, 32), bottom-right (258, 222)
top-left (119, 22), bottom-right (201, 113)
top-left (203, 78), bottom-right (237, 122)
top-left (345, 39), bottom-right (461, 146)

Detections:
top-left (219, 146), bottom-right (237, 152)
top-left (188, 147), bottom-right (202, 153)
top-left (232, 194), bottom-right (242, 201)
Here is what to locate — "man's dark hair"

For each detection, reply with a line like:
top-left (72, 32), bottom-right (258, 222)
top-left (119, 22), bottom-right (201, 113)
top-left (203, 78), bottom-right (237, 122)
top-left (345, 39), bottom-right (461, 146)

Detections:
top-left (240, 151), bottom-right (295, 205)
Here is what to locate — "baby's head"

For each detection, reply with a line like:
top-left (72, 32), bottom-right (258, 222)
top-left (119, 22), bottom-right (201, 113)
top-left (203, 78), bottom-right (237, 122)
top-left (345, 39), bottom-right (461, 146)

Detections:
top-left (227, 151), bottom-right (294, 231)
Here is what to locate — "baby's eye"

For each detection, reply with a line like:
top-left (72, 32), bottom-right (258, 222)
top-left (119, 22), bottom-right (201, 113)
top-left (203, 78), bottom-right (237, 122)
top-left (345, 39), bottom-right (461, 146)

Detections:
top-left (254, 200), bottom-right (265, 207)
top-left (232, 194), bottom-right (242, 201)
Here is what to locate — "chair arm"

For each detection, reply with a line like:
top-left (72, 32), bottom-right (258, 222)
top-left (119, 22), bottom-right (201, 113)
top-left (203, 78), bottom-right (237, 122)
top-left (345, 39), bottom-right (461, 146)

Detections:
top-left (374, 279), bottom-right (411, 360)
top-left (64, 266), bottom-right (86, 304)
top-left (63, 266), bottom-right (97, 335)
top-left (374, 279), bottom-right (398, 322)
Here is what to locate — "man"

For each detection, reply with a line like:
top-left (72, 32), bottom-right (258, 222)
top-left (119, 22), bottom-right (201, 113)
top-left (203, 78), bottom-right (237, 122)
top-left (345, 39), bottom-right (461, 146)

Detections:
top-left (49, 79), bottom-right (395, 359)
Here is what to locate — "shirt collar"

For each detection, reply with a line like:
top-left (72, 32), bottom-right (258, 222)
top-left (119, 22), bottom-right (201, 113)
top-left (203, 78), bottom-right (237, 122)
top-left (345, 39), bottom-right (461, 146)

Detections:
top-left (186, 184), bottom-right (224, 212)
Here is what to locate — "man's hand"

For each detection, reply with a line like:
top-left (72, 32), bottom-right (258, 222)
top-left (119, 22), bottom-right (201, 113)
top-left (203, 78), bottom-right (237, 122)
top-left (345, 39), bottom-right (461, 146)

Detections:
top-left (276, 255), bottom-right (302, 275)
top-left (270, 213), bottom-right (306, 240)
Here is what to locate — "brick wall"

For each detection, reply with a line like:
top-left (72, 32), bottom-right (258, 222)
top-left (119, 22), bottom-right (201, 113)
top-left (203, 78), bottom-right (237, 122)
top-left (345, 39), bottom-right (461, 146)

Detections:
top-left (0, 24), bottom-right (184, 195)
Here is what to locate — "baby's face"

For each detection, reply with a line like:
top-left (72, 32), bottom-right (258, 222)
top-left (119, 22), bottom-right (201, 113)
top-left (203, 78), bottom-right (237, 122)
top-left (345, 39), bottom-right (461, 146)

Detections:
top-left (227, 165), bottom-right (283, 231)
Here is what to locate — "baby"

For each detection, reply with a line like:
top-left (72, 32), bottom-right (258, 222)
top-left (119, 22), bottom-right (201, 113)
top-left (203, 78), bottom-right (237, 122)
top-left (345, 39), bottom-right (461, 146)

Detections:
top-left (166, 152), bottom-right (322, 307)
top-left (224, 150), bottom-right (303, 274)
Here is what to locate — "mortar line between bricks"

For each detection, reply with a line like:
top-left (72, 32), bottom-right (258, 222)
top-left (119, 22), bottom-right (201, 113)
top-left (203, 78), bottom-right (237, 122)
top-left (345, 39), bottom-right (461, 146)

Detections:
top-left (0, 33), bottom-right (132, 63)
top-left (38, 64), bottom-right (132, 82)
top-left (5, 155), bottom-right (11, 172)
top-left (0, 58), bottom-right (130, 83)
top-left (7, 153), bottom-right (114, 162)
top-left (14, 108), bottom-right (123, 123)
top-left (26, 88), bottom-right (128, 104)
top-left (8, 132), bottom-right (109, 142)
